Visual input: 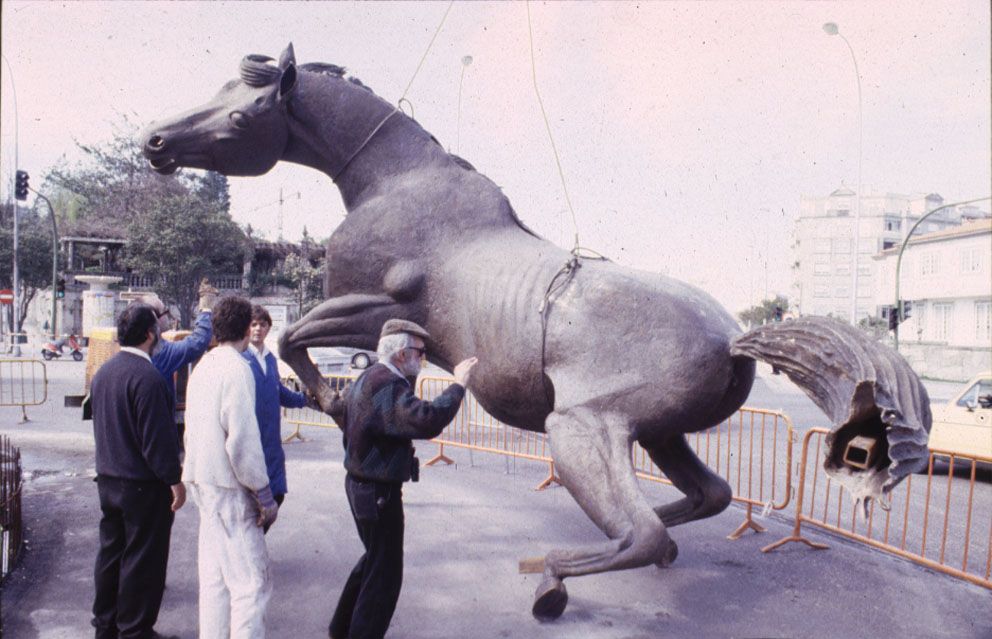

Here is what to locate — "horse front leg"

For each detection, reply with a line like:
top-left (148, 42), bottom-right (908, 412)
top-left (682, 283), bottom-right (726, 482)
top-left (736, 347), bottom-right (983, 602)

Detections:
top-left (533, 407), bottom-right (677, 620)
top-left (278, 293), bottom-right (407, 413)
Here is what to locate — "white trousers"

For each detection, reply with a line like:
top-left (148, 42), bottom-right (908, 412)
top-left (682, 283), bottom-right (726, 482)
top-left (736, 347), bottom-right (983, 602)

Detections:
top-left (190, 483), bottom-right (272, 639)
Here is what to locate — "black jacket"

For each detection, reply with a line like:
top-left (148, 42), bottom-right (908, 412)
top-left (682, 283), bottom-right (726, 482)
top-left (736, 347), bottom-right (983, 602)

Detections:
top-left (91, 351), bottom-right (181, 484)
top-left (339, 363), bottom-right (464, 483)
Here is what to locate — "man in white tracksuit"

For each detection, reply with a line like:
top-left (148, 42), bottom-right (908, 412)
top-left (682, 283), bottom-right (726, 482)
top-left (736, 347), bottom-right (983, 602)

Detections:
top-left (183, 296), bottom-right (279, 638)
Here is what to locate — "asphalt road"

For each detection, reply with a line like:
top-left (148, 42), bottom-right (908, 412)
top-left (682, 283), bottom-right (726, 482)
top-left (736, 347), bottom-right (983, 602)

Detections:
top-left (1, 357), bottom-right (990, 639)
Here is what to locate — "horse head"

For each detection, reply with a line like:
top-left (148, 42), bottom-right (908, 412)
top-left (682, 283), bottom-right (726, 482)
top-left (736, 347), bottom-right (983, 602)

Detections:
top-left (142, 43), bottom-right (298, 176)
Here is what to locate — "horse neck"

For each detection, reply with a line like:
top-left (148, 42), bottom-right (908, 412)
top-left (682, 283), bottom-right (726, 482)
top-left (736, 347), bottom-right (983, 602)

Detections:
top-left (283, 73), bottom-right (448, 210)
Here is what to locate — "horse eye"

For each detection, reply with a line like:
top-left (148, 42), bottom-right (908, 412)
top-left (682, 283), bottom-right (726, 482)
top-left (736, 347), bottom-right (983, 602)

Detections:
top-left (230, 111), bottom-right (250, 129)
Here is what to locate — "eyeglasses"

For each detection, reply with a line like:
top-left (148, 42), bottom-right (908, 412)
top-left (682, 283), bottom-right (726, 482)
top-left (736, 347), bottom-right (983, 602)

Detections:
top-left (155, 308), bottom-right (172, 320)
top-left (406, 346), bottom-right (426, 359)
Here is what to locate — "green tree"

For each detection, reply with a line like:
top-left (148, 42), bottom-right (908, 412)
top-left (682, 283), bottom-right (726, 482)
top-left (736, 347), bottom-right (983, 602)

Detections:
top-left (124, 192), bottom-right (246, 328)
top-left (282, 250), bottom-right (324, 317)
top-left (738, 295), bottom-right (790, 328)
top-left (0, 201), bottom-right (57, 334)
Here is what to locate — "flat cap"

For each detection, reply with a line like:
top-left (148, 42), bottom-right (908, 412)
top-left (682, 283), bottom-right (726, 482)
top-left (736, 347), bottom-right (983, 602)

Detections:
top-left (380, 318), bottom-right (431, 342)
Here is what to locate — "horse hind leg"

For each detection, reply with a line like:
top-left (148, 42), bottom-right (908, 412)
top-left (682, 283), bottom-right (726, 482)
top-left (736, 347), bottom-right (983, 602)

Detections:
top-left (535, 408), bottom-right (677, 620)
top-left (644, 434), bottom-right (732, 544)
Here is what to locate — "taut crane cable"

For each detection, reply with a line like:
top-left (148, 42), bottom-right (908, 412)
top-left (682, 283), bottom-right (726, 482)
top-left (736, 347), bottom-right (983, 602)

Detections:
top-left (398, 0), bottom-right (455, 118)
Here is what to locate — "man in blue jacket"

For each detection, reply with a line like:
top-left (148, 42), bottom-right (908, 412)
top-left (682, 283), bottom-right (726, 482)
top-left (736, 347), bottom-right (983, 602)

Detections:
top-left (139, 281), bottom-right (216, 417)
top-left (243, 305), bottom-right (308, 523)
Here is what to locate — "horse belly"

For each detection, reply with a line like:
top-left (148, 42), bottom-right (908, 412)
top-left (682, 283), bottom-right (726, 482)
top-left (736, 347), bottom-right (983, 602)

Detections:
top-left (432, 246), bottom-right (567, 431)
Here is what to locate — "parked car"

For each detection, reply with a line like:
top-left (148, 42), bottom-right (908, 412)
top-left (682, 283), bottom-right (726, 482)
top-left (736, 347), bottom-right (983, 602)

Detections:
top-left (928, 372), bottom-right (992, 461)
top-left (313, 347), bottom-right (377, 372)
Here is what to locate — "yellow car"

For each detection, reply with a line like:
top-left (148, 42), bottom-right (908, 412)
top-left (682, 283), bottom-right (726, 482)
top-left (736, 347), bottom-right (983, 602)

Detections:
top-left (928, 372), bottom-right (992, 461)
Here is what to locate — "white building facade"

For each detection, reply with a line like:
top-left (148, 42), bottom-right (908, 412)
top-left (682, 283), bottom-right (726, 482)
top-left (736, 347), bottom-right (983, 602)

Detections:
top-left (791, 188), bottom-right (982, 324)
top-left (873, 219), bottom-right (991, 381)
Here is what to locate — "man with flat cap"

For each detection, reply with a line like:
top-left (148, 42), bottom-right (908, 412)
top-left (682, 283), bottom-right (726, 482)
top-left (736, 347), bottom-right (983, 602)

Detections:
top-left (328, 319), bottom-right (477, 639)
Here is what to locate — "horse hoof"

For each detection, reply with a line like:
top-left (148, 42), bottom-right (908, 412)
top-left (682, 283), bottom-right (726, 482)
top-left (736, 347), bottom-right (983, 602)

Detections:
top-left (655, 538), bottom-right (679, 568)
top-left (532, 575), bottom-right (568, 620)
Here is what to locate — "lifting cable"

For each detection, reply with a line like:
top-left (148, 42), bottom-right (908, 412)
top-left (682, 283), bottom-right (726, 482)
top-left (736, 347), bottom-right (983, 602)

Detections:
top-left (526, 1), bottom-right (608, 411)
top-left (397, 0), bottom-right (455, 119)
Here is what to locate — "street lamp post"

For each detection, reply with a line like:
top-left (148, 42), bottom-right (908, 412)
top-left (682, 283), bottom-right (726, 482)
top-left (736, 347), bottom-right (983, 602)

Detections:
top-left (456, 55), bottom-right (473, 155)
top-left (823, 22), bottom-right (864, 327)
top-left (893, 196), bottom-right (992, 351)
top-left (2, 53), bottom-right (20, 354)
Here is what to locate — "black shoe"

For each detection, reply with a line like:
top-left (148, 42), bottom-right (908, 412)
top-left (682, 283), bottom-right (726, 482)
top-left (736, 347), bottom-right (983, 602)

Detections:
top-left (149, 632), bottom-right (180, 639)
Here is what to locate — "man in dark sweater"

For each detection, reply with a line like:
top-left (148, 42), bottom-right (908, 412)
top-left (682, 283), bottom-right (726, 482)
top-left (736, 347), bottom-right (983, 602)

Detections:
top-left (90, 303), bottom-right (185, 639)
top-left (328, 319), bottom-right (477, 639)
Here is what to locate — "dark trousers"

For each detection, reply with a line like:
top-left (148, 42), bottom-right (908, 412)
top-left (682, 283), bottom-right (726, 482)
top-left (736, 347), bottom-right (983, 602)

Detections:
top-left (92, 476), bottom-right (174, 639)
top-left (329, 476), bottom-right (404, 639)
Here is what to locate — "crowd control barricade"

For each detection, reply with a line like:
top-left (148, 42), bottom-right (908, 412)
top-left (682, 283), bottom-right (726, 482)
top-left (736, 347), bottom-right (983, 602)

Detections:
top-left (0, 359), bottom-right (48, 423)
top-left (418, 376), bottom-right (560, 490)
top-left (419, 376), bottom-right (796, 519)
top-left (281, 374), bottom-right (355, 442)
top-left (633, 407), bottom-right (795, 540)
top-left (763, 427), bottom-right (992, 590)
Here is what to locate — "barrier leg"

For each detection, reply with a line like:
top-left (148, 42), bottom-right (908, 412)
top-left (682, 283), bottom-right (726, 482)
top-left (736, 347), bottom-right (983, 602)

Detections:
top-left (727, 503), bottom-right (767, 540)
top-left (18, 405), bottom-right (29, 424)
top-left (282, 423), bottom-right (306, 444)
top-left (534, 461), bottom-right (560, 491)
top-left (425, 442), bottom-right (454, 466)
top-left (761, 516), bottom-right (829, 553)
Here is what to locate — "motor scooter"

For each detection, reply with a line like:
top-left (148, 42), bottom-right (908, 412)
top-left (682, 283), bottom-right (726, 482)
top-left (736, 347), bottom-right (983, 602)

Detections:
top-left (41, 334), bottom-right (84, 361)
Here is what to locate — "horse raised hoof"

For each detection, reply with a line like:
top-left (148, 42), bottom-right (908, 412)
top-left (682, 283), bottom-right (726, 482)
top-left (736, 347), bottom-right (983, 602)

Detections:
top-left (532, 574), bottom-right (568, 620)
top-left (655, 537), bottom-right (679, 568)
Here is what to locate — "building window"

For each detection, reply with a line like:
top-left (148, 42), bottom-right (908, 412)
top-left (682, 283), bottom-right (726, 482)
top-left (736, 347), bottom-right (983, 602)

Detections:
top-left (933, 303), bottom-right (953, 341)
top-left (884, 218), bottom-right (901, 232)
top-left (835, 263), bottom-right (850, 275)
top-left (813, 239), bottom-right (830, 254)
top-left (961, 248), bottom-right (982, 274)
top-left (920, 253), bottom-right (940, 277)
top-left (835, 286), bottom-right (849, 298)
top-left (813, 285), bottom-right (829, 298)
top-left (857, 285), bottom-right (871, 299)
top-left (882, 240), bottom-right (896, 250)
top-left (977, 301), bottom-right (991, 342)
top-left (832, 238), bottom-right (851, 254)
top-left (814, 262), bottom-right (830, 275)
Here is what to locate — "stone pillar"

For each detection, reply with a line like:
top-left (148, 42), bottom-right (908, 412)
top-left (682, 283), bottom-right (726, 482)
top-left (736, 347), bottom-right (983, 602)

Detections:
top-left (76, 275), bottom-right (122, 338)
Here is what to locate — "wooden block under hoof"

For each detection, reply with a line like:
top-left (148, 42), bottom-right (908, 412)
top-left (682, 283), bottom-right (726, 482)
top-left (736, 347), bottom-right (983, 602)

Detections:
top-left (518, 557), bottom-right (545, 574)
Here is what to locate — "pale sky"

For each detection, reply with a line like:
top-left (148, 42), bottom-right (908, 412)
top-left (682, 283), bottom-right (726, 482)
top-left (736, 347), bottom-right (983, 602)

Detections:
top-left (2, 1), bottom-right (989, 313)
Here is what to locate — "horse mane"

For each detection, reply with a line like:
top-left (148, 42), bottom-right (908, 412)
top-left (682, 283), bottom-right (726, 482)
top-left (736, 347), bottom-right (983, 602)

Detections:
top-left (298, 62), bottom-right (373, 93)
top-left (296, 58), bottom-right (538, 238)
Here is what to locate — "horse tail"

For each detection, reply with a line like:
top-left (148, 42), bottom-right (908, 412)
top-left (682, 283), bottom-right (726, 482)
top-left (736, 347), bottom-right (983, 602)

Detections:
top-left (730, 316), bottom-right (931, 514)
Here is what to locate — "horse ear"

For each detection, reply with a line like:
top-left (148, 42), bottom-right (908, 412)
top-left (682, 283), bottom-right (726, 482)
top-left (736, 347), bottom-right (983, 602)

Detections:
top-left (278, 43), bottom-right (296, 70)
top-left (278, 63), bottom-right (297, 101)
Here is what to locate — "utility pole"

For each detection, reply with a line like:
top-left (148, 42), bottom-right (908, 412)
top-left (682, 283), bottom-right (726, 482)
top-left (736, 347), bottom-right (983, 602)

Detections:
top-left (32, 190), bottom-right (59, 338)
top-left (3, 54), bottom-right (21, 355)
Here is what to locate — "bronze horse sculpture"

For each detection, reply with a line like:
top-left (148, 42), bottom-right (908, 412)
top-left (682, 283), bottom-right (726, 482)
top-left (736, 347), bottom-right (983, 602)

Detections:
top-left (143, 44), bottom-right (931, 619)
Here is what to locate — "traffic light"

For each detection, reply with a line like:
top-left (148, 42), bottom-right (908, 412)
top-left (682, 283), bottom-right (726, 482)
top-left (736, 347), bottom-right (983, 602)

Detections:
top-left (56, 278), bottom-right (66, 299)
top-left (15, 170), bottom-right (29, 200)
top-left (902, 301), bottom-right (912, 321)
top-left (888, 308), bottom-right (898, 331)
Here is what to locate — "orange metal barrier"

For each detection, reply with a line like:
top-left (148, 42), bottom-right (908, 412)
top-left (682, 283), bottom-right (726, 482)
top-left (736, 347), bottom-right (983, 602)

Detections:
top-left (634, 407), bottom-right (795, 540)
top-left (418, 376), bottom-right (560, 491)
top-left (0, 359), bottom-right (48, 423)
top-left (281, 374), bottom-right (354, 442)
top-left (419, 376), bottom-right (796, 525)
top-left (763, 427), bottom-right (992, 591)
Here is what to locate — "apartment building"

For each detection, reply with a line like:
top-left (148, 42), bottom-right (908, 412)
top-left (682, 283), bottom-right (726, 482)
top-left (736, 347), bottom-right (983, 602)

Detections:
top-left (873, 219), bottom-right (991, 380)
top-left (791, 188), bottom-right (977, 323)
